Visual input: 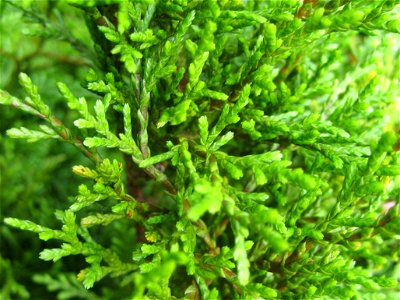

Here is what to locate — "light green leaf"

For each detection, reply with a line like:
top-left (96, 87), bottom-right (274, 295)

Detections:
top-left (98, 26), bottom-right (120, 43)
top-left (202, 89), bottom-right (229, 101)
top-left (157, 100), bottom-right (191, 127)
top-left (198, 116), bottom-right (209, 146)
top-left (39, 243), bottom-right (79, 262)
top-left (187, 178), bottom-right (223, 221)
top-left (74, 118), bottom-right (95, 129)
top-left (122, 103), bottom-right (132, 136)
top-left (80, 214), bottom-right (122, 228)
top-left (139, 151), bottom-right (175, 168)
top-left (7, 126), bottom-right (59, 143)
top-left (187, 51), bottom-right (209, 93)
top-left (221, 159), bottom-right (243, 180)
top-left (210, 131), bottom-right (234, 152)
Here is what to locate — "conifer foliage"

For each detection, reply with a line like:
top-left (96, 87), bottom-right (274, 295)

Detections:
top-left (1, 0), bottom-right (399, 299)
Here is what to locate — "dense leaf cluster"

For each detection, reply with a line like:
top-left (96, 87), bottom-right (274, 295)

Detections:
top-left (1, 0), bottom-right (399, 299)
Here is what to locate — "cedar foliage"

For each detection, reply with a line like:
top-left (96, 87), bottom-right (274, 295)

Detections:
top-left (1, 0), bottom-right (399, 299)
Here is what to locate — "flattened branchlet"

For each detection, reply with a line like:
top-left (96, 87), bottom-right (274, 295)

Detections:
top-left (1, 0), bottom-right (399, 299)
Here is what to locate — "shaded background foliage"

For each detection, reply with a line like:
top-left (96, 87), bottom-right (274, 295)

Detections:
top-left (0, 1), bottom-right (107, 298)
top-left (0, 0), bottom-right (399, 299)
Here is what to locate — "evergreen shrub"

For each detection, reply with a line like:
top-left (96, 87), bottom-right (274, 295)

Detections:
top-left (1, 0), bottom-right (399, 299)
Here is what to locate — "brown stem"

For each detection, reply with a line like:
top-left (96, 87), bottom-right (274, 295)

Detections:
top-left (144, 165), bottom-right (176, 195)
top-left (123, 153), bottom-right (147, 201)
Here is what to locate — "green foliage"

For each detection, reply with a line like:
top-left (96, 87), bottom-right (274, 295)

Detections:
top-left (1, 0), bottom-right (399, 299)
